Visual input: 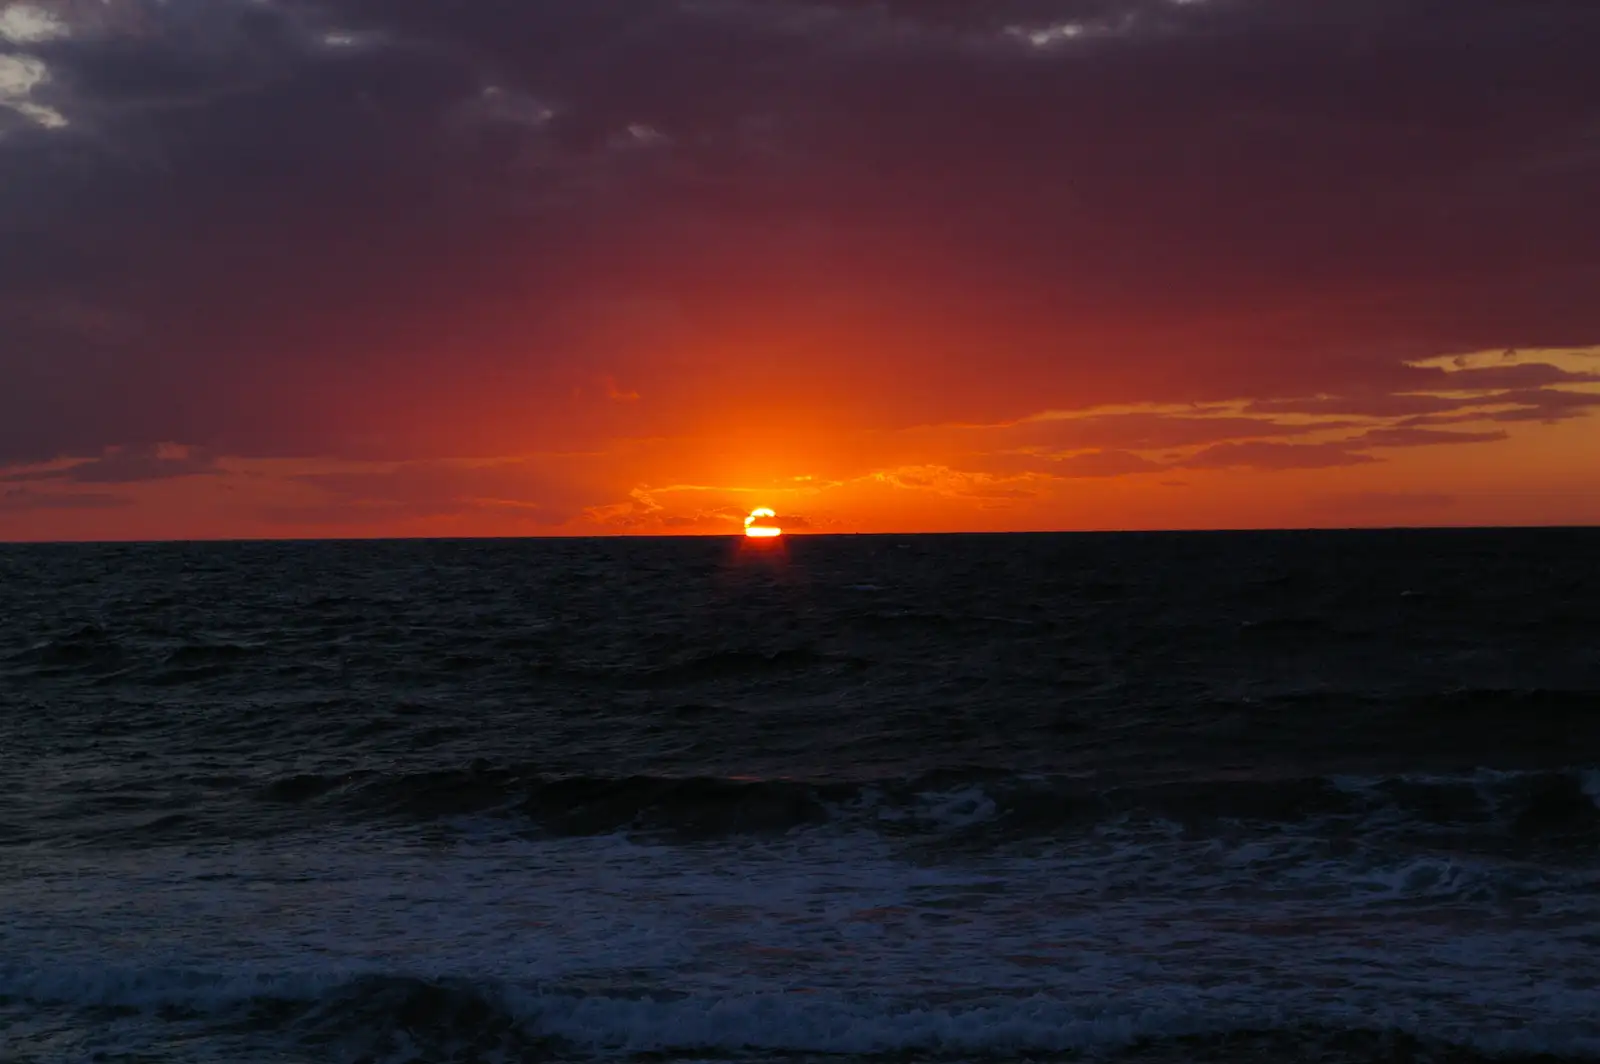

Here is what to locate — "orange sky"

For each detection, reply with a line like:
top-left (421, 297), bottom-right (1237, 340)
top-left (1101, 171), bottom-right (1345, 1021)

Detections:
top-left (3, 1), bottom-right (1598, 539)
top-left (4, 345), bottom-right (1598, 539)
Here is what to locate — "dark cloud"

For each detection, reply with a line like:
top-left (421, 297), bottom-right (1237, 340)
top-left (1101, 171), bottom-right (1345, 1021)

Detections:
top-left (0, 444), bottom-right (219, 484)
top-left (1180, 441), bottom-right (1377, 472)
top-left (1355, 427), bottom-right (1509, 449)
top-left (963, 414), bottom-right (1513, 477)
top-left (1245, 393), bottom-right (1478, 420)
top-left (1484, 389), bottom-right (1600, 423)
top-left (1428, 363), bottom-right (1600, 390)
top-left (1380, 388), bottom-right (1600, 428)
top-left (2, 0), bottom-right (1598, 468)
top-left (1159, 420), bottom-right (1507, 471)
top-left (1246, 378), bottom-right (1600, 422)
top-left (1000, 413), bottom-right (1363, 453)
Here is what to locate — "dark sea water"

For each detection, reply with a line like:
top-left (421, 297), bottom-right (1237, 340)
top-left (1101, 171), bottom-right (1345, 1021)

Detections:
top-left (1, 530), bottom-right (1598, 1064)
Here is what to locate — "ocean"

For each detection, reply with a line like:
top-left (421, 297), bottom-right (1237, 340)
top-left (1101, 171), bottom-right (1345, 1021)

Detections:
top-left (1, 529), bottom-right (1597, 1063)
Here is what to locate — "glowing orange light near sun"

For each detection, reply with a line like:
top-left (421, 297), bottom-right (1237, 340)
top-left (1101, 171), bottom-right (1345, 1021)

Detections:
top-left (744, 507), bottom-right (782, 538)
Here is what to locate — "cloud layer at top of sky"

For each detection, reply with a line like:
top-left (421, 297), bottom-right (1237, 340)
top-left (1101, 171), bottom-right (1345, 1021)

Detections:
top-left (1, 0), bottom-right (1597, 476)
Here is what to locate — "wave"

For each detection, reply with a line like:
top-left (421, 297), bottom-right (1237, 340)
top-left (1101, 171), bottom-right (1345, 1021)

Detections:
top-left (2, 624), bottom-right (127, 672)
top-left (3, 966), bottom-right (1596, 1061)
top-left (250, 763), bottom-right (1600, 844)
top-left (517, 646), bottom-right (874, 690)
top-left (1, 632), bottom-right (273, 687)
top-left (1, 634), bottom-right (873, 691)
top-left (262, 767), bottom-right (857, 836)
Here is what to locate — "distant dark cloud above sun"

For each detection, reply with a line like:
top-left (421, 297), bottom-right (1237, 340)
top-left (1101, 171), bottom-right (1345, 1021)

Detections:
top-left (2, 0), bottom-right (1598, 537)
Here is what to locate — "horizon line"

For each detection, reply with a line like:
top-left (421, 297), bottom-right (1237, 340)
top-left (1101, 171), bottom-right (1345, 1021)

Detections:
top-left (1, 522), bottom-right (1597, 548)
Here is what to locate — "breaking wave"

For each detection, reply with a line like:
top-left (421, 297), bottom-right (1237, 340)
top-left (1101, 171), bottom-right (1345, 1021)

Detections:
top-left (243, 763), bottom-right (1600, 843)
top-left (4, 965), bottom-right (1597, 1062)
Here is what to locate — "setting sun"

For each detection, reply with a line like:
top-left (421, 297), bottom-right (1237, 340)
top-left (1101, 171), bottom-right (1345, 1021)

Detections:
top-left (743, 508), bottom-right (782, 538)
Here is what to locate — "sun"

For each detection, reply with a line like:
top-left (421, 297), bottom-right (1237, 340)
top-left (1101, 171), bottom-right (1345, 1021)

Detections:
top-left (743, 507), bottom-right (782, 538)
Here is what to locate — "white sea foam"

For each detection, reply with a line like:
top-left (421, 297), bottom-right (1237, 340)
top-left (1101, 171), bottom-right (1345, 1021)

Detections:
top-left (1582, 767), bottom-right (1600, 808)
top-left (2, 815), bottom-right (1598, 1061)
top-left (3, 964), bottom-right (1598, 1060)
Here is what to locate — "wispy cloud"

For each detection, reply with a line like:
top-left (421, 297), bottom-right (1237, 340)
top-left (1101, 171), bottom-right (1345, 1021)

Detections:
top-left (0, 487), bottom-right (129, 511)
top-left (0, 443), bottom-right (220, 485)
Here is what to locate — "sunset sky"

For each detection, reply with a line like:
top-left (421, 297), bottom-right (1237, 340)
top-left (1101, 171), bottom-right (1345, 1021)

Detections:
top-left (2, 0), bottom-right (1598, 539)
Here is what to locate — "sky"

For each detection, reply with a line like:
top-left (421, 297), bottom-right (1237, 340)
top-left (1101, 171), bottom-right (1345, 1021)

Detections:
top-left (2, 0), bottom-right (1598, 540)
